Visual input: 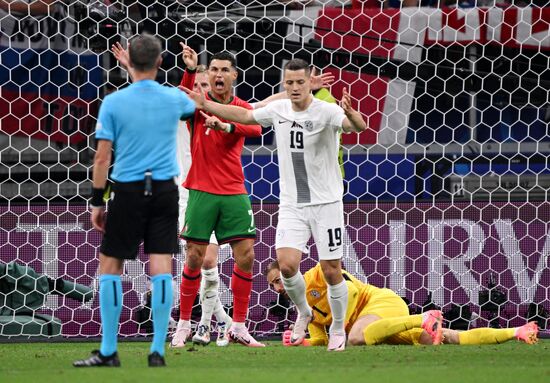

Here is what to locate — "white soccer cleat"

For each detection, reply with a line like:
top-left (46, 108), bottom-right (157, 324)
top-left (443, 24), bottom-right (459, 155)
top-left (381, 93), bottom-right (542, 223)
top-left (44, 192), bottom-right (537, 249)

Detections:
top-left (327, 333), bottom-right (346, 352)
top-left (290, 312), bottom-right (313, 345)
top-left (228, 325), bottom-right (266, 348)
top-left (192, 324), bottom-right (211, 346)
top-left (170, 322), bottom-right (191, 348)
top-left (216, 319), bottom-right (232, 347)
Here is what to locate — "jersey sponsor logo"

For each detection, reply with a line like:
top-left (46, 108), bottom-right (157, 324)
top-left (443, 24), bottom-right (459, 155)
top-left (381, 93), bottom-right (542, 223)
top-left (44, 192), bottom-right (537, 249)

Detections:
top-left (310, 290), bottom-right (320, 298)
top-left (278, 120), bottom-right (288, 124)
top-left (329, 247), bottom-right (339, 252)
top-left (247, 227), bottom-right (256, 233)
top-left (304, 120), bottom-right (313, 132)
top-left (291, 121), bottom-right (304, 130)
top-left (96, 122), bottom-right (103, 131)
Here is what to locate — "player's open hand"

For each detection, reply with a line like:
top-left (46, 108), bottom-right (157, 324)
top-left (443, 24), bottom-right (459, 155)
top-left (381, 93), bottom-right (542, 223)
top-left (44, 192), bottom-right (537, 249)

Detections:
top-left (340, 87), bottom-right (354, 114)
top-left (310, 67), bottom-right (335, 92)
top-left (111, 42), bottom-right (129, 70)
top-left (180, 86), bottom-right (205, 109)
top-left (180, 43), bottom-right (198, 70)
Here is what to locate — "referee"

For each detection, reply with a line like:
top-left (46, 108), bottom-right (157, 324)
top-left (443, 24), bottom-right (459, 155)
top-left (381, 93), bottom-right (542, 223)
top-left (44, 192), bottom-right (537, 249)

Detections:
top-left (73, 33), bottom-right (195, 368)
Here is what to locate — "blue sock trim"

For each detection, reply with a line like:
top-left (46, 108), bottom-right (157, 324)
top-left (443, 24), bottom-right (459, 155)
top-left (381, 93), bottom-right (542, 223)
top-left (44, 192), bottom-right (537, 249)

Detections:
top-left (99, 274), bottom-right (122, 357)
top-left (150, 274), bottom-right (173, 356)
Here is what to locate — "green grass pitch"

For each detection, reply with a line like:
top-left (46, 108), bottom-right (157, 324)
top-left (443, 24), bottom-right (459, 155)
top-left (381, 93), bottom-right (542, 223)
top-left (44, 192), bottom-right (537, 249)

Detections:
top-left (1, 340), bottom-right (548, 383)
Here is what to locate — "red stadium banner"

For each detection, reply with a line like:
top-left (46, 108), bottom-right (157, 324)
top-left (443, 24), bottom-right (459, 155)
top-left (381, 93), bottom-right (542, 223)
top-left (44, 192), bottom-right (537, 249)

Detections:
top-left (315, 6), bottom-right (550, 145)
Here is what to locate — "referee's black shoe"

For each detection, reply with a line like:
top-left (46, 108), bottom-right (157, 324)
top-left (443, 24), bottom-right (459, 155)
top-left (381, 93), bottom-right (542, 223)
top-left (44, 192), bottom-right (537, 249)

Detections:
top-left (148, 351), bottom-right (166, 367)
top-left (73, 350), bottom-right (121, 367)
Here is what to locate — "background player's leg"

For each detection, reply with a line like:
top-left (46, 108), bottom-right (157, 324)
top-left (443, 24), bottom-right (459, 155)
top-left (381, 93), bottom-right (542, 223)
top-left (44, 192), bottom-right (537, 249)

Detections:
top-left (320, 259), bottom-right (347, 351)
top-left (226, 238), bottom-right (264, 347)
top-left (172, 242), bottom-right (206, 347)
top-left (194, 243), bottom-right (221, 345)
top-left (278, 247), bottom-right (313, 345)
top-left (455, 323), bottom-right (538, 345)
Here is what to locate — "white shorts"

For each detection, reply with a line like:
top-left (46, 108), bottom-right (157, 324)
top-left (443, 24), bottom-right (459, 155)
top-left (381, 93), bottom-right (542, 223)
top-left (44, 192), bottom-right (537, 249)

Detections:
top-left (275, 201), bottom-right (344, 261)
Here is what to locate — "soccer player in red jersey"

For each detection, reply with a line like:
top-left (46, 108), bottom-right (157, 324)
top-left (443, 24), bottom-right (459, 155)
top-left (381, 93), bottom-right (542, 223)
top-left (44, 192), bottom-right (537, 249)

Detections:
top-left (170, 45), bottom-right (265, 348)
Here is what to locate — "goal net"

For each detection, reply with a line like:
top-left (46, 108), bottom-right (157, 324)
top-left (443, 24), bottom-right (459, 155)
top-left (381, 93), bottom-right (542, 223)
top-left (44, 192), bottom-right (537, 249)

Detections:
top-left (0, 0), bottom-right (549, 338)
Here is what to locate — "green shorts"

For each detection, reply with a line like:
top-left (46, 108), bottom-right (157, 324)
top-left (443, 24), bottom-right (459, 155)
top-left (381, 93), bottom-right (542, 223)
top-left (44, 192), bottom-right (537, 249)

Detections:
top-left (181, 189), bottom-right (256, 244)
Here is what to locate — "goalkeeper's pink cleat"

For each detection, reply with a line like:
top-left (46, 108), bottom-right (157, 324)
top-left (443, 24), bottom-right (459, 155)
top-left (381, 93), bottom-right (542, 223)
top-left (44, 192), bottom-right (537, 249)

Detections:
top-left (516, 321), bottom-right (539, 344)
top-left (422, 310), bottom-right (443, 345)
top-left (327, 333), bottom-right (346, 352)
top-left (228, 325), bottom-right (265, 348)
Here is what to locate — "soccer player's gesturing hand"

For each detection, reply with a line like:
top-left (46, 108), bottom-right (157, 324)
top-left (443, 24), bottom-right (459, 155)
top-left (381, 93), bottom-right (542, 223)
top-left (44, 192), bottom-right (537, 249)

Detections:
top-left (340, 87), bottom-right (354, 115)
top-left (310, 67), bottom-right (335, 92)
top-left (200, 111), bottom-right (225, 131)
top-left (112, 42), bottom-right (130, 70)
top-left (180, 86), bottom-right (205, 109)
top-left (179, 43), bottom-right (198, 71)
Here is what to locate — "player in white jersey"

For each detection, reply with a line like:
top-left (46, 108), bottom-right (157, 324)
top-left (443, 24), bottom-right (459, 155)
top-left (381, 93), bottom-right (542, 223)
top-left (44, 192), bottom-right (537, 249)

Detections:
top-left (182, 58), bottom-right (367, 351)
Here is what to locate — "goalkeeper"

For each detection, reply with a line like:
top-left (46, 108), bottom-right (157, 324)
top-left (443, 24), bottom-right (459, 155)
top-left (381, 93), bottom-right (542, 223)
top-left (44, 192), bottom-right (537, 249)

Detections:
top-left (265, 261), bottom-right (539, 346)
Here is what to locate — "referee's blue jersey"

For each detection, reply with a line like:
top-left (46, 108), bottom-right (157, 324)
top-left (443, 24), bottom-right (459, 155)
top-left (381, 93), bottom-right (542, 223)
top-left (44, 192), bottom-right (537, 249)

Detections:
top-left (95, 79), bottom-right (195, 182)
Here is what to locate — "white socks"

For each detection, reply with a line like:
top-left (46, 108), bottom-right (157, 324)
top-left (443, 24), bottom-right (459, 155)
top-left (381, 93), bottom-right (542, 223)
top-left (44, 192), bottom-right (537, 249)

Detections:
top-left (327, 280), bottom-right (348, 335)
top-left (199, 267), bottom-right (230, 327)
top-left (281, 272), bottom-right (312, 318)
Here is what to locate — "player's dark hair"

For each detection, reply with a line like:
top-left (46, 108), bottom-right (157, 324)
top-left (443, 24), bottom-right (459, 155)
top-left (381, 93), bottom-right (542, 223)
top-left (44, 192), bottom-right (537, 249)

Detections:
top-left (129, 33), bottom-right (162, 72)
top-left (263, 260), bottom-right (280, 276)
top-left (284, 58), bottom-right (311, 76)
top-left (209, 51), bottom-right (237, 69)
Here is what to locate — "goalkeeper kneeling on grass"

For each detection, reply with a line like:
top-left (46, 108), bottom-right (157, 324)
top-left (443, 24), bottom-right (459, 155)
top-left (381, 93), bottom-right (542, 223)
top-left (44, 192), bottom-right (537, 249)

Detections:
top-left (264, 261), bottom-right (538, 347)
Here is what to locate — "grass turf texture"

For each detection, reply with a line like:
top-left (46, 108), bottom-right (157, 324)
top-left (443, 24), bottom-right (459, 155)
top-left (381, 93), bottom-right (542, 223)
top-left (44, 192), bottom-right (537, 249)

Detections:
top-left (1, 340), bottom-right (548, 383)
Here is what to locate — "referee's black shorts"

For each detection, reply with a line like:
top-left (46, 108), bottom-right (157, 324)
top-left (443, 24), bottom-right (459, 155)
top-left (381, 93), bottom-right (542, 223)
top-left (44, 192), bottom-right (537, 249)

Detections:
top-left (100, 179), bottom-right (179, 259)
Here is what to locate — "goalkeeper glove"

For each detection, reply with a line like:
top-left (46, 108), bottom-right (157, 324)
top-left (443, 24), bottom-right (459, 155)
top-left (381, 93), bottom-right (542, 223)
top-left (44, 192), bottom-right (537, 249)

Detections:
top-left (282, 329), bottom-right (310, 347)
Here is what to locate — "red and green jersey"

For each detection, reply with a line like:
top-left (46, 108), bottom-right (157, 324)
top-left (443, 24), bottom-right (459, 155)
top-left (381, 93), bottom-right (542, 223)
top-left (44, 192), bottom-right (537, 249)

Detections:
top-left (180, 69), bottom-right (262, 195)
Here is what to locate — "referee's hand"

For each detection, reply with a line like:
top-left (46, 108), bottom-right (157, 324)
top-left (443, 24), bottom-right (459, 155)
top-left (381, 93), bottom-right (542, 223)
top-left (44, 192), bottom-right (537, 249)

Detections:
top-left (91, 207), bottom-right (106, 233)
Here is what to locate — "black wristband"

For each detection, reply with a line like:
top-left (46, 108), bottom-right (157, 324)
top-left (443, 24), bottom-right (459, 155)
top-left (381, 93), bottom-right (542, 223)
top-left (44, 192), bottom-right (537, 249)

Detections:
top-left (90, 187), bottom-right (105, 208)
top-left (228, 124), bottom-right (235, 134)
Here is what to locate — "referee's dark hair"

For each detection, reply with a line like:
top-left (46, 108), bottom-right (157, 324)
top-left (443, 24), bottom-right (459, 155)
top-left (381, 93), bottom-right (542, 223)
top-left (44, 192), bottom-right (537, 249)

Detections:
top-left (129, 33), bottom-right (162, 72)
top-left (284, 58), bottom-right (311, 76)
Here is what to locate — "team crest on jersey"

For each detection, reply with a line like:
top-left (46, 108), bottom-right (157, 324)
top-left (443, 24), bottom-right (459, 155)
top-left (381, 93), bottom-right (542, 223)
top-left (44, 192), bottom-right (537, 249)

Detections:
top-left (304, 120), bottom-right (313, 132)
top-left (310, 290), bottom-right (320, 298)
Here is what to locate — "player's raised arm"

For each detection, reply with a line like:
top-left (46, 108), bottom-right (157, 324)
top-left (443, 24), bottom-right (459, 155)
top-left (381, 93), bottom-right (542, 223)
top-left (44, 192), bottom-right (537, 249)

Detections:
top-left (340, 87), bottom-right (367, 133)
top-left (182, 86), bottom-right (257, 125)
top-left (111, 42), bottom-right (137, 82)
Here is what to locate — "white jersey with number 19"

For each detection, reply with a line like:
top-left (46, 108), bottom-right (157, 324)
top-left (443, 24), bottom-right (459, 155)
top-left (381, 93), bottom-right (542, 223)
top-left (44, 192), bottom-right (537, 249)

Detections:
top-left (252, 98), bottom-right (346, 207)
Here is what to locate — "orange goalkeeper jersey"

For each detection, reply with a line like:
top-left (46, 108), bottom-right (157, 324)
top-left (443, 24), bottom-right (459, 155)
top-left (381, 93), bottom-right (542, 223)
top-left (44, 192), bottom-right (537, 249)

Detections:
top-left (304, 263), bottom-right (379, 346)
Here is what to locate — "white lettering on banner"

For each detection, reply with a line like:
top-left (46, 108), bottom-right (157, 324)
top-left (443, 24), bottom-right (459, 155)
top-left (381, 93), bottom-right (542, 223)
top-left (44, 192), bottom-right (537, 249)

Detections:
top-left (426, 219), bottom-right (485, 306)
top-left (427, 9), bottom-right (443, 42)
top-left (486, 8), bottom-right (504, 43)
top-left (494, 220), bottom-right (550, 303)
top-left (395, 7), bottom-right (430, 63)
top-left (516, 8), bottom-right (550, 48)
top-left (389, 220), bottom-right (407, 298)
top-left (443, 8), bottom-right (481, 43)
top-left (17, 223), bottom-right (84, 309)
